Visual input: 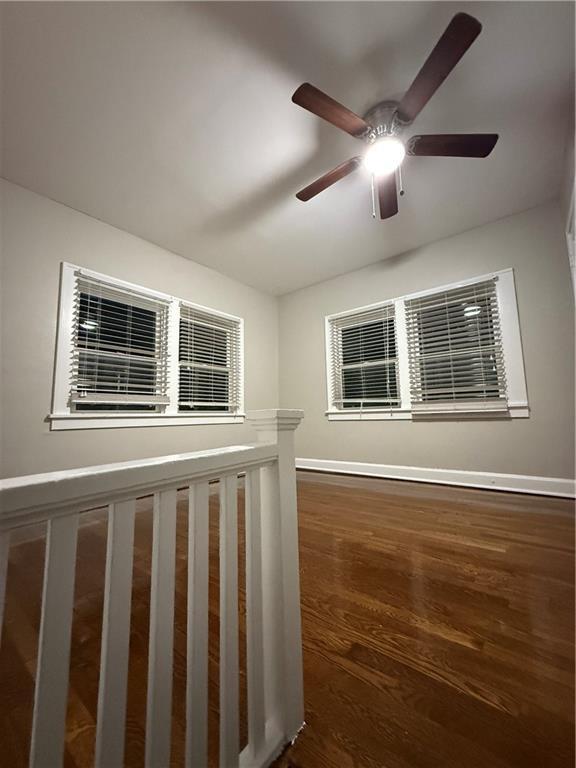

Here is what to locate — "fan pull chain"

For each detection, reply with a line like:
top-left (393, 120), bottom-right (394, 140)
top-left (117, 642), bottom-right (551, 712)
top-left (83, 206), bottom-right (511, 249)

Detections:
top-left (370, 174), bottom-right (376, 218)
top-left (397, 165), bottom-right (405, 197)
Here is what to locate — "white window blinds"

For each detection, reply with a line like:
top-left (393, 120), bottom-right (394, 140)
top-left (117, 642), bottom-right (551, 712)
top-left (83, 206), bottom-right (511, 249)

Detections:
top-left (70, 274), bottom-right (170, 411)
top-left (405, 279), bottom-right (507, 412)
top-left (328, 304), bottom-right (399, 410)
top-left (178, 305), bottom-right (242, 413)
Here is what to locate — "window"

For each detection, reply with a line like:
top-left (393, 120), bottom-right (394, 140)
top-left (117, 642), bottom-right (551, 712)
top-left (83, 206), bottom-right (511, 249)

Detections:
top-left (405, 280), bottom-right (507, 413)
top-left (51, 263), bottom-right (244, 429)
top-left (327, 304), bottom-right (399, 410)
top-left (179, 305), bottom-right (242, 413)
top-left (325, 269), bottom-right (528, 421)
top-left (71, 275), bottom-right (170, 412)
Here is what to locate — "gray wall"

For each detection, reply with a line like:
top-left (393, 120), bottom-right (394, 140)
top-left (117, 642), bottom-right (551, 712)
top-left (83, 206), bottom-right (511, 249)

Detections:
top-left (2, 181), bottom-right (574, 481)
top-left (279, 202), bottom-right (575, 479)
top-left (0, 180), bottom-right (279, 477)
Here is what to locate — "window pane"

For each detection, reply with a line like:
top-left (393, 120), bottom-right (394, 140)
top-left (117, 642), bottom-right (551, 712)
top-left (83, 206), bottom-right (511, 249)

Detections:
top-left (342, 363), bottom-right (399, 408)
top-left (78, 293), bottom-right (157, 355)
top-left (416, 295), bottom-right (496, 357)
top-left (75, 404), bottom-right (157, 412)
top-left (179, 320), bottom-right (228, 367)
top-left (419, 352), bottom-right (501, 400)
top-left (341, 319), bottom-right (396, 365)
top-left (76, 352), bottom-right (157, 394)
top-left (179, 366), bottom-right (229, 411)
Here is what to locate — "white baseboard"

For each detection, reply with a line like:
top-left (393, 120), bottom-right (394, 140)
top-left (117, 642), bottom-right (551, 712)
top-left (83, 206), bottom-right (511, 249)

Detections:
top-left (296, 458), bottom-right (576, 499)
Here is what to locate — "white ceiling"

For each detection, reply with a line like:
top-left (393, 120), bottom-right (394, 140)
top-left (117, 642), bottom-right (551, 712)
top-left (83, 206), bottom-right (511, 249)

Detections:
top-left (1, 2), bottom-right (574, 295)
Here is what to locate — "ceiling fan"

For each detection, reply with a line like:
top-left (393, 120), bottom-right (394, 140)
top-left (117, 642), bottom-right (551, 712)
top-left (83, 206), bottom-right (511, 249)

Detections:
top-left (291, 12), bottom-right (498, 220)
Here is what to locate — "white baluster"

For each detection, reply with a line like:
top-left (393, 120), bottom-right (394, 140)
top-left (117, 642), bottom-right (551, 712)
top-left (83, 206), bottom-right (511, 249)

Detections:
top-left (29, 514), bottom-right (80, 768)
top-left (0, 531), bottom-right (10, 649)
top-left (219, 474), bottom-right (239, 768)
top-left (95, 500), bottom-right (136, 768)
top-left (145, 489), bottom-right (177, 768)
top-left (245, 468), bottom-right (265, 759)
top-left (257, 462), bottom-right (284, 734)
top-left (185, 481), bottom-right (210, 768)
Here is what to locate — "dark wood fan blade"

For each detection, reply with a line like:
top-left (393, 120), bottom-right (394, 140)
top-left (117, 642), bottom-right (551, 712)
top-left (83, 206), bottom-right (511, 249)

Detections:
top-left (292, 83), bottom-right (372, 138)
top-left (296, 157), bottom-right (362, 201)
top-left (397, 13), bottom-right (482, 124)
top-left (407, 134), bottom-right (498, 157)
top-left (378, 173), bottom-right (398, 219)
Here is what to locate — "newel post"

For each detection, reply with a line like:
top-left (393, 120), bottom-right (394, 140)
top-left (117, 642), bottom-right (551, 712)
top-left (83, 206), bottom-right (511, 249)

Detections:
top-left (247, 409), bottom-right (305, 742)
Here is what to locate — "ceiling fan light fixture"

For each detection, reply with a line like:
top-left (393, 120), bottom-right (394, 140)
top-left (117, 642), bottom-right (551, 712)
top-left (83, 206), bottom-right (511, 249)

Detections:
top-left (363, 137), bottom-right (406, 176)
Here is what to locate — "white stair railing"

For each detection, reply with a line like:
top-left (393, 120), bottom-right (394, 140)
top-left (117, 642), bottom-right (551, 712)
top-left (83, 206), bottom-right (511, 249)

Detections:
top-left (0, 409), bottom-right (304, 768)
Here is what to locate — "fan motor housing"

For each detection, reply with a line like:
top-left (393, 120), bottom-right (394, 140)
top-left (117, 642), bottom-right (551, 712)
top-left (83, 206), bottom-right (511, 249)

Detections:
top-left (363, 100), bottom-right (405, 142)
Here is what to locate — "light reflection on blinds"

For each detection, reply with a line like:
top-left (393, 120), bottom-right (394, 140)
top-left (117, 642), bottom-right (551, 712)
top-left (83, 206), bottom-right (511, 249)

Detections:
top-left (70, 274), bottom-right (170, 411)
top-left (328, 304), bottom-right (399, 410)
top-left (179, 305), bottom-right (242, 412)
top-left (405, 279), bottom-right (507, 411)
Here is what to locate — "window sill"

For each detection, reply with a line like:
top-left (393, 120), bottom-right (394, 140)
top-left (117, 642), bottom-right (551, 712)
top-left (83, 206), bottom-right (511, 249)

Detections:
top-left (326, 404), bottom-right (529, 421)
top-left (48, 413), bottom-right (246, 431)
top-left (326, 409), bottom-right (412, 421)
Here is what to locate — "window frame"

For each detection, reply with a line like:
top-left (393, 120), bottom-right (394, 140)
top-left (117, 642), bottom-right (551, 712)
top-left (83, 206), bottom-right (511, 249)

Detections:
top-left (51, 262), bottom-right (245, 430)
top-left (325, 268), bottom-right (529, 421)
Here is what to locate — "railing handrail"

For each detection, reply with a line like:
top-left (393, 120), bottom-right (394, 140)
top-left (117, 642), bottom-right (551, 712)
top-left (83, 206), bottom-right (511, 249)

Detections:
top-left (0, 442), bottom-right (278, 530)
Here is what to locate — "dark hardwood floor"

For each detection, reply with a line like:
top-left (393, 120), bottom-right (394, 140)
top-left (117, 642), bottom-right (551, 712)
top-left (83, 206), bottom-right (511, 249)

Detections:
top-left (0, 471), bottom-right (573, 767)
top-left (279, 472), bottom-right (574, 768)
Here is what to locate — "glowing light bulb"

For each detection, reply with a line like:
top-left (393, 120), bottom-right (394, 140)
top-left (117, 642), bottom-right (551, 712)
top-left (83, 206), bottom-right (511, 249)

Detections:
top-left (363, 137), bottom-right (406, 176)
